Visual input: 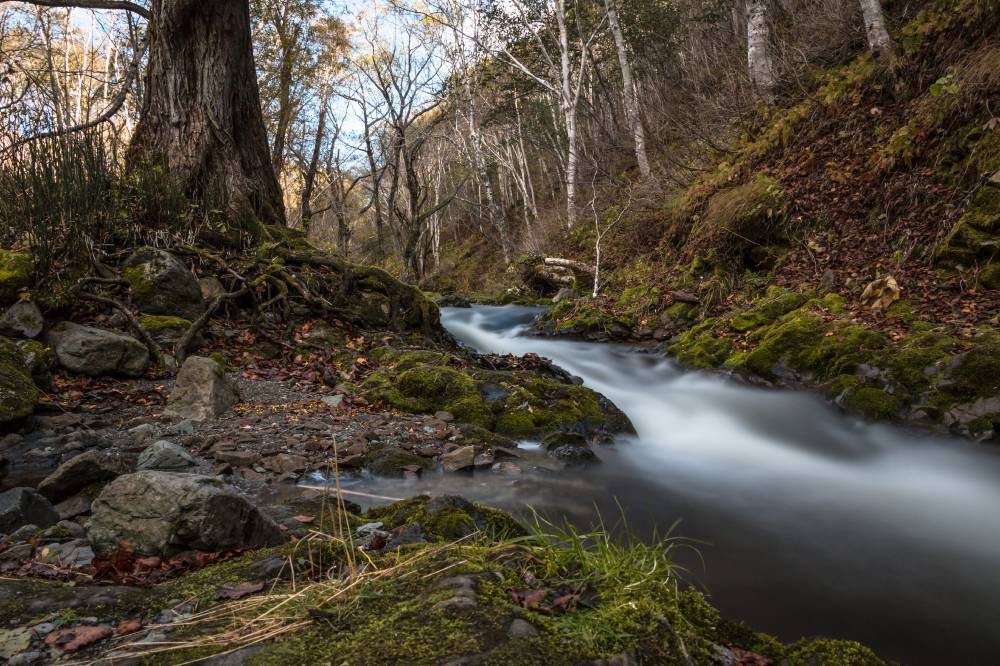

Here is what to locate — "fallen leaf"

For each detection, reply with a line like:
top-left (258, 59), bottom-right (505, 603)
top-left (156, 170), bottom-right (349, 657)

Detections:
top-left (215, 580), bottom-right (266, 600)
top-left (116, 619), bottom-right (143, 636)
top-left (45, 626), bottom-right (114, 652)
top-left (291, 514), bottom-right (316, 524)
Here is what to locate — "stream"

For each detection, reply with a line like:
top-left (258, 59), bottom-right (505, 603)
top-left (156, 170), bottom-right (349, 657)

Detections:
top-left (334, 305), bottom-right (1000, 665)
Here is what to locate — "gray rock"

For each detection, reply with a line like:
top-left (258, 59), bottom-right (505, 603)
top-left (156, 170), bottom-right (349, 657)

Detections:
top-left (137, 440), bottom-right (196, 471)
top-left (9, 651), bottom-right (46, 666)
top-left (4, 524), bottom-right (40, 544)
top-left (122, 248), bottom-right (205, 321)
top-left (165, 356), bottom-right (239, 421)
top-left (552, 287), bottom-right (576, 303)
top-left (0, 487), bottom-right (59, 533)
top-left (87, 471), bottom-right (285, 557)
top-left (435, 595), bottom-right (478, 611)
top-left (45, 321), bottom-right (149, 377)
top-left (508, 618), bottom-right (538, 638)
top-left (0, 301), bottom-right (43, 338)
top-left (165, 419), bottom-right (196, 436)
top-left (440, 445), bottom-right (475, 472)
top-left (55, 495), bottom-right (92, 520)
top-left (199, 276), bottom-right (225, 304)
top-left (37, 450), bottom-right (118, 502)
top-left (128, 422), bottom-right (160, 445)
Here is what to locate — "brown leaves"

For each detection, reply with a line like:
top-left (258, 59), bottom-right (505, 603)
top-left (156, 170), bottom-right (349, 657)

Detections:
top-left (215, 580), bottom-right (265, 600)
top-left (91, 541), bottom-right (246, 584)
top-left (860, 275), bottom-right (901, 312)
top-left (508, 583), bottom-right (595, 614)
top-left (45, 625), bottom-right (113, 652)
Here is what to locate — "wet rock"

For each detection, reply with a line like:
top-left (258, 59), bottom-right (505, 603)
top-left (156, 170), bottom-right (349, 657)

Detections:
top-left (37, 450), bottom-right (118, 502)
top-left (0, 487), bottom-right (59, 533)
top-left (137, 440), bottom-right (197, 471)
top-left (541, 431), bottom-right (590, 450)
top-left (0, 300), bottom-right (43, 339)
top-left (87, 471), bottom-right (285, 557)
top-left (122, 247), bottom-right (205, 321)
top-left (45, 322), bottom-right (149, 377)
top-left (441, 445), bottom-right (476, 472)
top-left (491, 462), bottom-right (522, 475)
top-left (549, 444), bottom-right (600, 466)
top-left (165, 356), bottom-right (239, 421)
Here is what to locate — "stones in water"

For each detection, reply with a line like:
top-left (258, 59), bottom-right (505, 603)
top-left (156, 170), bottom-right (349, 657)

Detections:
top-left (122, 247), bottom-right (206, 321)
top-left (136, 440), bottom-right (197, 471)
top-left (37, 450), bottom-right (119, 503)
top-left (541, 431), bottom-right (601, 466)
top-left (165, 356), bottom-right (239, 421)
top-left (0, 487), bottom-right (59, 533)
top-left (45, 322), bottom-right (149, 377)
top-left (86, 471), bottom-right (285, 557)
top-left (0, 301), bottom-right (43, 339)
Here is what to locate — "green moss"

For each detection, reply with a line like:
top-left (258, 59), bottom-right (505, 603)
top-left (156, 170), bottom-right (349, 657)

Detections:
top-left (668, 321), bottom-right (733, 369)
top-left (122, 264), bottom-right (155, 301)
top-left (843, 386), bottom-right (900, 420)
top-left (0, 337), bottom-right (39, 423)
top-left (691, 174), bottom-right (788, 266)
top-left (366, 496), bottom-right (525, 542)
top-left (139, 314), bottom-right (191, 332)
top-left (731, 288), bottom-right (808, 332)
top-left (364, 446), bottom-right (434, 477)
top-left (883, 331), bottom-right (957, 393)
top-left (736, 312), bottom-right (828, 378)
top-left (0, 250), bottom-right (32, 303)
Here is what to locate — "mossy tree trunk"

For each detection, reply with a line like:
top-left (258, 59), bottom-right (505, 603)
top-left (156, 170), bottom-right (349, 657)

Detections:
top-left (127, 0), bottom-right (286, 233)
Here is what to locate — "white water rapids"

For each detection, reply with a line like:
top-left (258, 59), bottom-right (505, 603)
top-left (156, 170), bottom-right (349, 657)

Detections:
top-left (334, 305), bottom-right (1000, 664)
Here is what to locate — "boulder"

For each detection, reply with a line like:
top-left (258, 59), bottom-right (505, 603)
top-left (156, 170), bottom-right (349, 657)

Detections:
top-left (0, 487), bottom-right (59, 534)
top-left (37, 450), bottom-right (119, 503)
top-left (165, 356), bottom-right (239, 421)
top-left (45, 322), bottom-right (149, 377)
top-left (0, 300), bottom-right (43, 338)
top-left (136, 440), bottom-right (197, 471)
top-left (199, 276), bottom-right (225, 303)
top-left (86, 471), bottom-right (285, 557)
top-left (122, 248), bottom-right (205, 321)
top-left (0, 338), bottom-right (38, 424)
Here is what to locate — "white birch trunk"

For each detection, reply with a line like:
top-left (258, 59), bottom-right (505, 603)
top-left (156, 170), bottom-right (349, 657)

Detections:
top-left (859, 0), bottom-right (895, 60)
top-left (746, 0), bottom-right (777, 102)
top-left (555, 0), bottom-right (578, 228)
top-left (604, 0), bottom-right (651, 178)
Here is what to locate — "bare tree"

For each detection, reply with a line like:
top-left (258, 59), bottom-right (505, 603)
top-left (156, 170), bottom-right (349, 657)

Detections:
top-left (858, 0), bottom-right (895, 60)
top-left (604, 0), bottom-right (650, 179)
top-left (746, 0), bottom-right (776, 102)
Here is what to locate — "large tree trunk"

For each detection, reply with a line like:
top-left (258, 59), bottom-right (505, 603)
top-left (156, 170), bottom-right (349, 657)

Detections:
top-left (127, 0), bottom-right (286, 234)
top-left (858, 0), bottom-right (896, 60)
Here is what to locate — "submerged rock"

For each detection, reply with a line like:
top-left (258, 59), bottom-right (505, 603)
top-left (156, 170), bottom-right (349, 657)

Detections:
top-left (87, 471), bottom-right (285, 557)
top-left (45, 322), bottom-right (149, 377)
top-left (122, 247), bottom-right (205, 321)
top-left (165, 356), bottom-right (239, 421)
top-left (0, 487), bottom-right (59, 534)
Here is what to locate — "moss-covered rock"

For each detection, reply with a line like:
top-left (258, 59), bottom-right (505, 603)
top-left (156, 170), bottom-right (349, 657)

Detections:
top-left (0, 250), bottom-right (32, 306)
top-left (0, 336), bottom-right (40, 423)
top-left (731, 288), bottom-right (808, 332)
top-left (366, 495), bottom-right (525, 542)
top-left (362, 346), bottom-right (632, 439)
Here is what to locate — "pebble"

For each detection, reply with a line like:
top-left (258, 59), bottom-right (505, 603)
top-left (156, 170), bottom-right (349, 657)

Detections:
top-left (508, 618), bottom-right (538, 638)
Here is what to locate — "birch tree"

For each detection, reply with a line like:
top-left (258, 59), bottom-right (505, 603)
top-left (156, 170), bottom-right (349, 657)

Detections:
top-left (858, 0), bottom-right (895, 60)
top-left (746, 0), bottom-right (776, 102)
top-left (604, 0), bottom-right (650, 179)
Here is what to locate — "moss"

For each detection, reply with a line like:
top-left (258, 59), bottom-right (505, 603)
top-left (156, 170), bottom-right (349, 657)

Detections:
top-left (843, 386), bottom-right (900, 420)
top-left (365, 446), bottom-right (434, 477)
top-left (366, 496), bottom-right (525, 542)
top-left (799, 324), bottom-right (888, 379)
top-left (0, 337), bottom-right (39, 423)
top-left (883, 331), bottom-right (957, 393)
top-left (366, 364), bottom-right (493, 429)
top-left (122, 264), bottom-right (155, 301)
top-left (736, 312), bottom-right (827, 378)
top-left (139, 314), bottom-right (191, 332)
top-left (690, 174), bottom-right (788, 267)
top-left (731, 288), bottom-right (808, 332)
top-left (668, 321), bottom-right (733, 370)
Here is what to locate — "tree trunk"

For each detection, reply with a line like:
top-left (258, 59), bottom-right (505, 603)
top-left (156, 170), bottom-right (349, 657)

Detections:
top-left (300, 88), bottom-right (329, 231)
top-left (746, 0), bottom-right (777, 103)
top-left (555, 0), bottom-right (578, 228)
top-left (604, 0), bottom-right (651, 179)
top-left (127, 0), bottom-right (286, 234)
top-left (858, 0), bottom-right (896, 60)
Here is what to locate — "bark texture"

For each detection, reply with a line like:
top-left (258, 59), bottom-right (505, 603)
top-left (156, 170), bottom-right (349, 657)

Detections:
top-left (858, 0), bottom-right (896, 60)
top-left (746, 0), bottom-right (777, 102)
top-left (127, 0), bottom-right (286, 232)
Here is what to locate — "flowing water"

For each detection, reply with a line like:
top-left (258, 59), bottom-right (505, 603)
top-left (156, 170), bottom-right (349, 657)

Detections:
top-left (333, 305), bottom-right (1000, 665)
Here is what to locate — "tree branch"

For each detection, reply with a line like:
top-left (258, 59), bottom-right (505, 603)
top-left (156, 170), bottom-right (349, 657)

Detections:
top-left (2, 0), bottom-right (151, 19)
